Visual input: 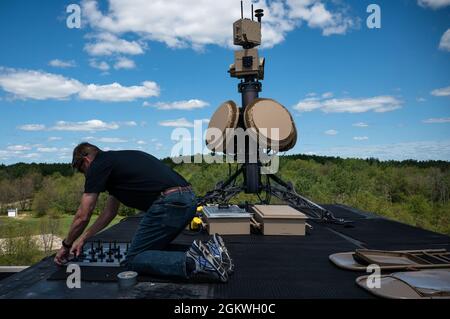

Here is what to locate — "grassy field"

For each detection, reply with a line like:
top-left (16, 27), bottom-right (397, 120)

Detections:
top-left (0, 213), bottom-right (124, 238)
top-left (0, 213), bottom-right (125, 266)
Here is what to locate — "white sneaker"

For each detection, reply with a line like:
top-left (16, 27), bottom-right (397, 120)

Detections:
top-left (206, 234), bottom-right (234, 275)
top-left (186, 240), bottom-right (228, 283)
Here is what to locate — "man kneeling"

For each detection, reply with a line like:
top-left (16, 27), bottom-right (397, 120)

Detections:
top-left (54, 143), bottom-right (233, 282)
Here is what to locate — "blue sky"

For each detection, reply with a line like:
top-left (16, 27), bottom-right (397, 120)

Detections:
top-left (0, 0), bottom-right (449, 164)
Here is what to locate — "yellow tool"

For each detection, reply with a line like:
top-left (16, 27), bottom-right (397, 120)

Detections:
top-left (190, 217), bottom-right (203, 231)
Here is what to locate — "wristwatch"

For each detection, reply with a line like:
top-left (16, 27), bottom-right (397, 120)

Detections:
top-left (62, 239), bottom-right (72, 249)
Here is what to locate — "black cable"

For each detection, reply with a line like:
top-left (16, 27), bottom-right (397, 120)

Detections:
top-left (256, 190), bottom-right (264, 204)
top-left (265, 174), bottom-right (271, 204)
top-left (232, 164), bottom-right (239, 186)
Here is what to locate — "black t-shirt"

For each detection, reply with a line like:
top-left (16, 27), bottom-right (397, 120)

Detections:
top-left (84, 150), bottom-right (189, 211)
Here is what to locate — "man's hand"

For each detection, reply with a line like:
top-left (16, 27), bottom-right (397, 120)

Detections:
top-left (54, 246), bottom-right (70, 266)
top-left (55, 193), bottom-right (98, 266)
top-left (71, 237), bottom-right (85, 257)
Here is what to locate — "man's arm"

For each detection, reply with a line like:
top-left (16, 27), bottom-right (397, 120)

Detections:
top-left (66, 193), bottom-right (99, 244)
top-left (71, 195), bottom-right (120, 255)
top-left (54, 193), bottom-right (98, 265)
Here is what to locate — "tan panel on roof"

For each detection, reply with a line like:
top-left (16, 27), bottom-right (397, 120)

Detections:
top-left (252, 205), bottom-right (307, 219)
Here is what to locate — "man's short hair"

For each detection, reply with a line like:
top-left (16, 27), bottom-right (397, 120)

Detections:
top-left (72, 142), bottom-right (101, 171)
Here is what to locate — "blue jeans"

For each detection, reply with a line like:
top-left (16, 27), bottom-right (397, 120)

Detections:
top-left (124, 190), bottom-right (197, 279)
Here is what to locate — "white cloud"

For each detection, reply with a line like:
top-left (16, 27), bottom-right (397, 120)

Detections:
top-left (309, 140), bottom-right (450, 161)
top-left (79, 81), bottom-right (160, 102)
top-left (431, 85), bottom-right (450, 97)
top-left (439, 29), bottom-right (450, 52)
top-left (114, 57), bottom-right (136, 70)
top-left (417, 97), bottom-right (426, 102)
top-left (293, 97), bottom-right (322, 112)
top-left (81, 0), bottom-right (357, 50)
top-left (101, 137), bottom-right (127, 143)
top-left (418, 0), bottom-right (450, 9)
top-left (84, 32), bottom-right (145, 56)
top-left (20, 153), bottom-right (41, 159)
top-left (7, 145), bottom-right (31, 151)
top-left (353, 136), bottom-right (369, 141)
top-left (324, 129), bottom-right (338, 135)
top-left (151, 99), bottom-right (209, 110)
top-left (287, 0), bottom-right (356, 36)
top-left (294, 95), bottom-right (402, 113)
top-left (137, 140), bottom-right (147, 145)
top-left (18, 120), bottom-right (135, 134)
top-left (353, 122), bottom-right (368, 127)
top-left (17, 124), bottom-right (46, 131)
top-left (0, 67), bottom-right (160, 102)
top-left (158, 118), bottom-right (209, 128)
top-left (89, 59), bottom-right (110, 71)
top-left (0, 68), bottom-right (83, 100)
top-left (423, 117), bottom-right (450, 123)
top-left (51, 120), bottom-right (120, 131)
top-left (87, 137), bottom-right (128, 143)
top-left (0, 149), bottom-right (42, 161)
top-left (158, 118), bottom-right (195, 128)
top-left (48, 137), bottom-right (62, 141)
top-left (0, 149), bottom-right (28, 160)
top-left (321, 92), bottom-right (333, 98)
top-left (37, 147), bottom-right (59, 153)
top-left (49, 59), bottom-right (76, 68)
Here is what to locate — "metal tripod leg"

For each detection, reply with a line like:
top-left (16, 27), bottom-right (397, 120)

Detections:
top-left (198, 165), bottom-right (349, 224)
top-left (198, 165), bottom-right (245, 205)
top-left (266, 174), bottom-right (347, 224)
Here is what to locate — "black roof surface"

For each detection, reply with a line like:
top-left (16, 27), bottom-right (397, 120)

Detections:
top-left (0, 204), bottom-right (449, 299)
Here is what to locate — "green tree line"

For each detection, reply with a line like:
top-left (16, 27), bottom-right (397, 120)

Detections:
top-left (0, 155), bottom-right (449, 235)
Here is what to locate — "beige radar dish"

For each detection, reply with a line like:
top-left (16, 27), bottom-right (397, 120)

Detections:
top-left (206, 100), bottom-right (240, 153)
top-left (243, 98), bottom-right (297, 152)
